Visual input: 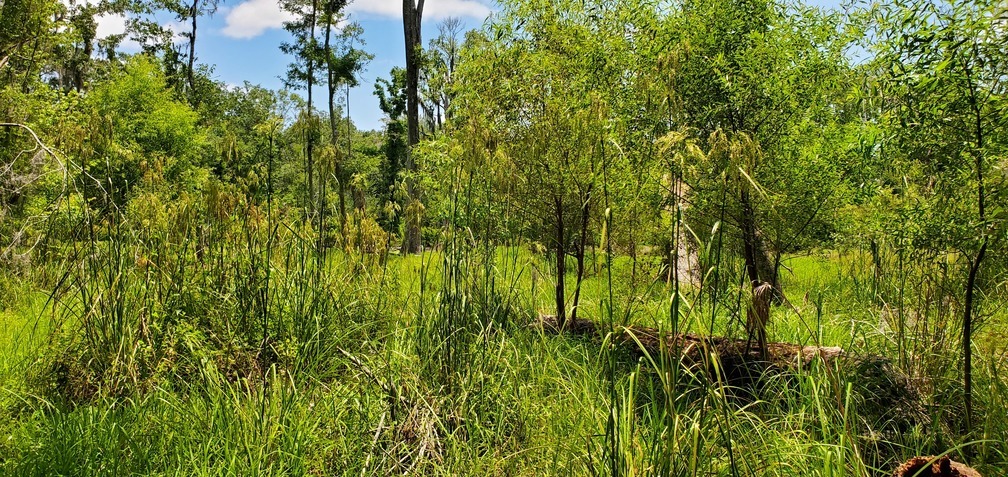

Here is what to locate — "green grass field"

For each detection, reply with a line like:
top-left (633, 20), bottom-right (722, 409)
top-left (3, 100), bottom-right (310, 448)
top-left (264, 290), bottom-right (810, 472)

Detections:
top-left (0, 235), bottom-right (1005, 476)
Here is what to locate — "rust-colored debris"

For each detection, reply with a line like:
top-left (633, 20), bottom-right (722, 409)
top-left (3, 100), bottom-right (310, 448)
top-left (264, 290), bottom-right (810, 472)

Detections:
top-left (893, 455), bottom-right (982, 477)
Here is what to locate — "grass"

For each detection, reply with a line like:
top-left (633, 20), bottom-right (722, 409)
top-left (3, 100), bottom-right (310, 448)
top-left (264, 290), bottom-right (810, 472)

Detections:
top-left (0, 213), bottom-right (1006, 476)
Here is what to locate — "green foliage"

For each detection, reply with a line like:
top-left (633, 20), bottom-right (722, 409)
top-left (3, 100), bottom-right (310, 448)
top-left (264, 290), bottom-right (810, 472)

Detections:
top-left (373, 67), bottom-right (408, 232)
top-left (669, 0), bottom-right (857, 279)
top-left (870, 0), bottom-right (1007, 255)
top-left (79, 56), bottom-right (203, 212)
top-left (90, 56), bottom-right (200, 160)
top-left (865, 0), bottom-right (1008, 431)
top-left (0, 0), bottom-right (59, 85)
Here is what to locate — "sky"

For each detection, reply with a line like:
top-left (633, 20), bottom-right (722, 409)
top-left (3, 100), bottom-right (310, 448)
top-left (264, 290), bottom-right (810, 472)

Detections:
top-left (91, 0), bottom-right (845, 132)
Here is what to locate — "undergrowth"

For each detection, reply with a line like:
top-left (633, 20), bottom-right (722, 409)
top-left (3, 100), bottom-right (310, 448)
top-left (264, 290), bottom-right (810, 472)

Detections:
top-left (0, 183), bottom-right (1006, 476)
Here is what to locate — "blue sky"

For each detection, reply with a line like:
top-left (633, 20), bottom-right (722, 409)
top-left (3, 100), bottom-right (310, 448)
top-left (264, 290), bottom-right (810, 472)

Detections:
top-left (93, 0), bottom-right (845, 132)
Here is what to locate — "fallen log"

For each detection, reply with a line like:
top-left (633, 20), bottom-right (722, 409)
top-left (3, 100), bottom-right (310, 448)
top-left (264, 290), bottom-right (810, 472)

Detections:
top-left (532, 315), bottom-right (942, 474)
top-left (533, 315), bottom-right (844, 369)
top-left (532, 314), bottom-right (924, 429)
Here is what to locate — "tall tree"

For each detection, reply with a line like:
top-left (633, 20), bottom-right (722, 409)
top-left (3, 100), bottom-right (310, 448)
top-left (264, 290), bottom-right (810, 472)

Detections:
top-left (401, 0), bottom-right (424, 253)
top-left (51, 2), bottom-right (98, 92)
top-left (374, 67), bottom-right (408, 233)
top-left (671, 0), bottom-right (852, 300)
top-left (321, 12), bottom-right (369, 236)
top-left (0, 0), bottom-right (58, 86)
top-left (420, 17), bottom-right (463, 133)
top-left (451, 0), bottom-right (644, 326)
top-left (280, 0), bottom-right (322, 232)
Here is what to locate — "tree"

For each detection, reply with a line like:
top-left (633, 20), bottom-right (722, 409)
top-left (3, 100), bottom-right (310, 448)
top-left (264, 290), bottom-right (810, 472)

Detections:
top-left (159, 0), bottom-right (222, 99)
top-left (280, 0), bottom-right (322, 233)
top-left (451, 0), bottom-right (649, 326)
top-left (419, 17), bottom-right (463, 134)
top-left (374, 67), bottom-right (408, 233)
top-left (51, 2), bottom-right (98, 92)
top-left (873, 0), bottom-right (1007, 429)
top-left (401, 0), bottom-right (424, 253)
top-left (206, 82), bottom-right (299, 197)
top-left (1, 0), bottom-right (61, 90)
top-left (320, 14), bottom-right (369, 236)
top-left (669, 0), bottom-right (853, 300)
top-left (69, 56), bottom-right (203, 213)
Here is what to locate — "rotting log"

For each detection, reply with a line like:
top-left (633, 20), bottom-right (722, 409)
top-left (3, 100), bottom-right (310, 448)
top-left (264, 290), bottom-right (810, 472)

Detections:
top-left (532, 315), bottom-right (937, 473)
top-left (532, 315), bottom-right (924, 429)
top-left (533, 315), bottom-right (843, 369)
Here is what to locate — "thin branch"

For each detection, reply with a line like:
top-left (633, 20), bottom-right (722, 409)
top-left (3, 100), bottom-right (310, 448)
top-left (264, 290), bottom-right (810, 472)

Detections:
top-left (0, 123), bottom-right (77, 260)
top-left (0, 123), bottom-right (68, 182)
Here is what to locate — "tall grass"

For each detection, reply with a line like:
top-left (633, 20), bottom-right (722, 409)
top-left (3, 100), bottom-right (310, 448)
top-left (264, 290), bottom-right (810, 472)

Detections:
top-left (1, 166), bottom-right (1007, 476)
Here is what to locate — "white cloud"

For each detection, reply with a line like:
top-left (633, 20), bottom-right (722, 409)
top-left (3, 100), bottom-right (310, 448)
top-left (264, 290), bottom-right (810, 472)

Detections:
top-left (61, 0), bottom-right (128, 39)
top-left (93, 13), bottom-right (145, 51)
top-left (222, 0), bottom-right (491, 39)
top-left (222, 0), bottom-right (295, 39)
top-left (347, 0), bottom-right (492, 20)
top-left (94, 13), bottom-right (128, 38)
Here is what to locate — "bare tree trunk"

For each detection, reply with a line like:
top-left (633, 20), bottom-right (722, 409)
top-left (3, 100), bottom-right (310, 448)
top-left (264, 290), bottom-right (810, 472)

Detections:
top-left (402, 0), bottom-right (424, 253)
top-left (571, 188), bottom-right (591, 321)
top-left (962, 80), bottom-right (988, 431)
top-left (403, 1), bottom-right (421, 146)
top-left (306, 0), bottom-right (317, 238)
top-left (870, 239), bottom-right (882, 302)
top-left (343, 82), bottom-right (351, 217)
top-left (963, 240), bottom-right (985, 430)
top-left (187, 0), bottom-right (197, 96)
top-left (740, 189), bottom-right (760, 287)
top-left (554, 194), bottom-right (566, 327)
top-left (741, 188), bottom-right (781, 301)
